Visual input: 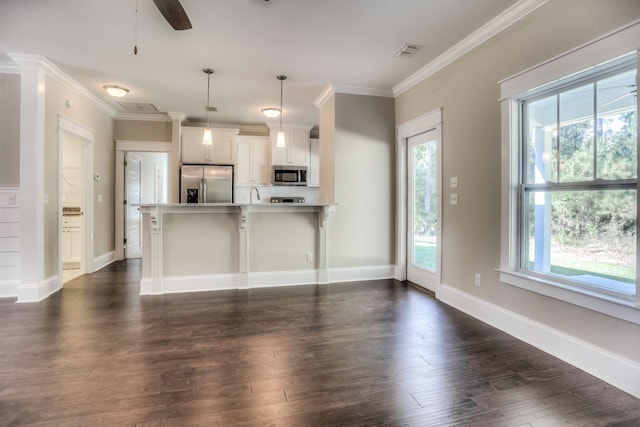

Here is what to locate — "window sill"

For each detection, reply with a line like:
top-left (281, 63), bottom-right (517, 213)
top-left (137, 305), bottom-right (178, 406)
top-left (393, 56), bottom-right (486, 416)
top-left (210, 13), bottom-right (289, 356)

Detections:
top-left (497, 269), bottom-right (640, 325)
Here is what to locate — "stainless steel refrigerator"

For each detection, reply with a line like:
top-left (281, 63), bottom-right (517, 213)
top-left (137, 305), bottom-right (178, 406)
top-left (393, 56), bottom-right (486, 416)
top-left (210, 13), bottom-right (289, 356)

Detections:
top-left (180, 164), bottom-right (233, 203)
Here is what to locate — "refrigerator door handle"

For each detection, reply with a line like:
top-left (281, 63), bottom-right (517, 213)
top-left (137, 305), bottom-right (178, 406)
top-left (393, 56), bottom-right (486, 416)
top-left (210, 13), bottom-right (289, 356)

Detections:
top-left (203, 179), bottom-right (207, 203)
top-left (200, 180), bottom-right (204, 203)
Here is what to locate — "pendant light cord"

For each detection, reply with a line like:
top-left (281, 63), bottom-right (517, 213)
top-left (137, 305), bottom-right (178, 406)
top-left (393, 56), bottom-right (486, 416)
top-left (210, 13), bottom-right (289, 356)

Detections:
top-left (279, 78), bottom-right (283, 131)
top-left (206, 72), bottom-right (211, 127)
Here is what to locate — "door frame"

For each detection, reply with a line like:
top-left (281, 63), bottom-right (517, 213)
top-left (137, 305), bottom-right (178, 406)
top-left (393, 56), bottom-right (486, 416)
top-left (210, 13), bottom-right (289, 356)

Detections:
top-left (124, 152), bottom-right (143, 258)
top-left (396, 109), bottom-right (442, 292)
top-left (114, 140), bottom-right (172, 260)
top-left (57, 116), bottom-right (94, 282)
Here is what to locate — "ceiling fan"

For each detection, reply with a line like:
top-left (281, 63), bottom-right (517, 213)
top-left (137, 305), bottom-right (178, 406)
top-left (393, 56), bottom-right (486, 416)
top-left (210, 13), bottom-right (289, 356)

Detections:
top-left (152, 0), bottom-right (192, 30)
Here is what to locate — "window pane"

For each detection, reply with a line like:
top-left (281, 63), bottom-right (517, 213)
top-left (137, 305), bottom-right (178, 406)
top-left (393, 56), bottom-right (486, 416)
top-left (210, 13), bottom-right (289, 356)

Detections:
top-left (559, 84), bottom-right (595, 182)
top-left (597, 69), bottom-right (637, 180)
top-left (525, 189), bottom-right (636, 296)
top-left (526, 95), bottom-right (557, 184)
top-left (412, 140), bottom-right (437, 271)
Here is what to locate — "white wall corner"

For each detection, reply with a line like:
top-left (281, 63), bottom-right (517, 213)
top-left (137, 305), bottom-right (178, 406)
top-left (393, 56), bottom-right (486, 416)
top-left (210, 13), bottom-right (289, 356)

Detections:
top-left (393, 0), bottom-right (550, 96)
top-left (437, 283), bottom-right (640, 400)
top-left (16, 275), bottom-right (61, 303)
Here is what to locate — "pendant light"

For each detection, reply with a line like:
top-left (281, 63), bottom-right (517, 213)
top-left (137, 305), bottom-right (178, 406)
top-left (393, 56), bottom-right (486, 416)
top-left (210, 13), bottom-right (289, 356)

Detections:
top-left (202, 68), bottom-right (214, 145)
top-left (276, 75), bottom-right (287, 148)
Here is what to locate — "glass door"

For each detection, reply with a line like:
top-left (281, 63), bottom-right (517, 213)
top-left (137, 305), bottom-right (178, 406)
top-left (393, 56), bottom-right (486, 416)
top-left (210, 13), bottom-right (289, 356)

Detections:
top-left (407, 128), bottom-right (440, 292)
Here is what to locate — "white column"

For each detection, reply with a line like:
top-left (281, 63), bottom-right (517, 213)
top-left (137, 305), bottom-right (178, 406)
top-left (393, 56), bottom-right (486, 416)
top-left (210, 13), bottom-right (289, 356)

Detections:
top-left (238, 206), bottom-right (249, 288)
top-left (317, 205), bottom-right (330, 284)
top-left (14, 58), bottom-right (47, 302)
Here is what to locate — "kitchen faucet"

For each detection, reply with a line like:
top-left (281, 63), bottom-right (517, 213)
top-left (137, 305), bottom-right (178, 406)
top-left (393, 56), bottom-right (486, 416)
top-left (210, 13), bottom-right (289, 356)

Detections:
top-left (250, 187), bottom-right (260, 204)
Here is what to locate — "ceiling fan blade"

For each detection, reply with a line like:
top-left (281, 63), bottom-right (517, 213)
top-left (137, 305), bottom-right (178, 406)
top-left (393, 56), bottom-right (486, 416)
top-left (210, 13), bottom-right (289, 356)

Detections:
top-left (152, 0), bottom-right (192, 30)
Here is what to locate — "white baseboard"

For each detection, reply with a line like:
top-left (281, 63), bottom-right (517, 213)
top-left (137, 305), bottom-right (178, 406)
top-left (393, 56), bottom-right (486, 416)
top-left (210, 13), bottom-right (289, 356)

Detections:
top-left (93, 250), bottom-right (115, 272)
top-left (0, 280), bottom-right (18, 298)
top-left (162, 273), bottom-right (239, 294)
top-left (16, 275), bottom-right (61, 303)
top-left (250, 269), bottom-right (318, 288)
top-left (140, 264), bottom-right (397, 296)
top-left (329, 265), bottom-right (396, 283)
top-left (437, 283), bottom-right (640, 399)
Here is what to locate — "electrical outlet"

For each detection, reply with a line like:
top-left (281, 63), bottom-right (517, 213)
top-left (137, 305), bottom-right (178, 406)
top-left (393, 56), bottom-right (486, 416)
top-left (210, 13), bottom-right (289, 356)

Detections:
top-left (450, 176), bottom-right (458, 188)
top-left (475, 273), bottom-right (482, 287)
top-left (97, 194), bottom-right (103, 203)
top-left (307, 252), bottom-right (314, 262)
top-left (7, 194), bottom-right (16, 206)
top-left (450, 193), bottom-right (458, 205)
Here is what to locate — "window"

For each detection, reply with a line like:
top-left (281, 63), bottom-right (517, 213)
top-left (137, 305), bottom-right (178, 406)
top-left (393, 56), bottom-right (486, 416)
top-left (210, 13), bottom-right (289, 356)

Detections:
top-left (499, 22), bottom-right (640, 323)
top-left (521, 59), bottom-right (637, 299)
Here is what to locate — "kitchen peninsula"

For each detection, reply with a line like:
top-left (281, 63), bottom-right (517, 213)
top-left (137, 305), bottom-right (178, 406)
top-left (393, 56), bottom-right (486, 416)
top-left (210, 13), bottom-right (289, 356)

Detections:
top-left (138, 203), bottom-right (334, 295)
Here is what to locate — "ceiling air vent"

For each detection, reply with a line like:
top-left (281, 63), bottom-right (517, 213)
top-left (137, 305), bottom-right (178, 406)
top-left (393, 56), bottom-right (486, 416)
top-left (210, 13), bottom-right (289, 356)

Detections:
top-left (394, 43), bottom-right (422, 58)
top-left (118, 102), bottom-right (160, 113)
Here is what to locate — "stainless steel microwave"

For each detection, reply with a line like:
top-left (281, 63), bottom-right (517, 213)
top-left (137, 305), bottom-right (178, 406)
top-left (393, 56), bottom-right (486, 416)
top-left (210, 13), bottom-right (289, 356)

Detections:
top-left (273, 166), bottom-right (307, 186)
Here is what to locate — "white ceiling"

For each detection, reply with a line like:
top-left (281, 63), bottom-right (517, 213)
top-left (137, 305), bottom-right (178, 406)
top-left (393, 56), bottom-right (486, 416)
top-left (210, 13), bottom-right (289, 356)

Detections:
top-left (0, 0), bottom-right (520, 126)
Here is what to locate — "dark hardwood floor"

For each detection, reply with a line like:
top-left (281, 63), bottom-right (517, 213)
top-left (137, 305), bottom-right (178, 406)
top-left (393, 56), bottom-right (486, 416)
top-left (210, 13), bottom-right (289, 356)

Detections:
top-left (0, 260), bottom-right (638, 426)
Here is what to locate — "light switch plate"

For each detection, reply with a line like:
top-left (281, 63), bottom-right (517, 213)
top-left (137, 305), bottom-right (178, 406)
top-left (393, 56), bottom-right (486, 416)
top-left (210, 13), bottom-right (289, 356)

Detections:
top-left (450, 193), bottom-right (458, 205)
top-left (97, 194), bottom-right (103, 203)
top-left (450, 177), bottom-right (458, 188)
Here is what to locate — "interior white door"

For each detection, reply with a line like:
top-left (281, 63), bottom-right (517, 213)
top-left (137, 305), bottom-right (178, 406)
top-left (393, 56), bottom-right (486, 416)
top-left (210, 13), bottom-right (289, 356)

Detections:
top-left (407, 127), bottom-right (441, 292)
top-left (125, 153), bottom-right (142, 258)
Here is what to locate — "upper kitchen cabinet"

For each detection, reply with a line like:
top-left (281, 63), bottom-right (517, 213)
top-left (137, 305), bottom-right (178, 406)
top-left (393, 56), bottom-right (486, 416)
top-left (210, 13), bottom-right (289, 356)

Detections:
top-left (236, 136), bottom-right (270, 186)
top-left (182, 126), bottom-right (239, 164)
top-left (269, 124), bottom-right (313, 166)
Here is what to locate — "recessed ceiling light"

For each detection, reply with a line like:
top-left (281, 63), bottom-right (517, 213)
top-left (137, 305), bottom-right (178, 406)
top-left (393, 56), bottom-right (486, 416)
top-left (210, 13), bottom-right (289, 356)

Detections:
top-left (103, 85), bottom-right (130, 98)
top-left (261, 107), bottom-right (281, 118)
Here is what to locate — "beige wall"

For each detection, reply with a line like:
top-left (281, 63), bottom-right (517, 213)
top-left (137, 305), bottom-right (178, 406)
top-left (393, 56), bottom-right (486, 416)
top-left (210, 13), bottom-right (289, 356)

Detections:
top-left (0, 73), bottom-right (20, 188)
top-left (44, 75), bottom-right (115, 277)
top-left (114, 120), bottom-right (172, 142)
top-left (319, 93), bottom-right (335, 204)
top-left (395, 0), bottom-right (640, 362)
top-left (329, 93), bottom-right (396, 268)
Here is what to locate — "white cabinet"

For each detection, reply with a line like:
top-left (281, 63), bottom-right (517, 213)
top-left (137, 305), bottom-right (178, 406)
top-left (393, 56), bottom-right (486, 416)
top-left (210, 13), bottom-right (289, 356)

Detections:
top-left (62, 216), bottom-right (81, 266)
top-left (308, 138), bottom-right (320, 187)
top-left (236, 136), bottom-right (270, 186)
top-left (270, 128), bottom-right (311, 166)
top-left (182, 126), bottom-right (238, 164)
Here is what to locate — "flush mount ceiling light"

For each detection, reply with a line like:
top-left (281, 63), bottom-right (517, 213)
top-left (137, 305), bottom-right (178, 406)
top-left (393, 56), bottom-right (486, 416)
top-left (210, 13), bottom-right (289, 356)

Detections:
top-left (276, 75), bottom-right (287, 148)
top-left (261, 107), bottom-right (281, 118)
top-left (202, 68), bottom-right (214, 146)
top-left (103, 85), bottom-right (129, 98)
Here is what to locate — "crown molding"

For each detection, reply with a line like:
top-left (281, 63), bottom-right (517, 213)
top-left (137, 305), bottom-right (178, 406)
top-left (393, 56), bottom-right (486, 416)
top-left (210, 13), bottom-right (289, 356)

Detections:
top-left (314, 83), bottom-right (394, 108)
top-left (314, 85), bottom-right (335, 108)
top-left (0, 61), bottom-right (20, 74)
top-left (7, 53), bottom-right (117, 118)
top-left (393, 0), bottom-right (550, 97)
top-left (166, 111), bottom-right (187, 121)
top-left (115, 112), bottom-right (174, 122)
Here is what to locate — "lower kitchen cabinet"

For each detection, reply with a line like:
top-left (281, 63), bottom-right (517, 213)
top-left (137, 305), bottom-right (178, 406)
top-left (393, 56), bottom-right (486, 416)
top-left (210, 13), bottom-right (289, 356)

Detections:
top-left (62, 216), bottom-right (81, 266)
top-left (236, 136), bottom-right (270, 185)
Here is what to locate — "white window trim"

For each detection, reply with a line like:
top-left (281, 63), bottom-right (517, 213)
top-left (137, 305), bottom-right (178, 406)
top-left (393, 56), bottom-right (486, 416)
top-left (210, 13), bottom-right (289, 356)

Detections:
top-left (499, 20), bottom-right (640, 325)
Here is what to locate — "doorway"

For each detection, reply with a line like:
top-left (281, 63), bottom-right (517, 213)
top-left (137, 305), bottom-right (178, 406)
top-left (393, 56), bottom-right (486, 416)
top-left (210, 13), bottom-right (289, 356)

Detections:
top-left (124, 151), bottom-right (169, 259)
top-left (407, 128), bottom-right (441, 292)
top-left (58, 116), bottom-right (95, 286)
